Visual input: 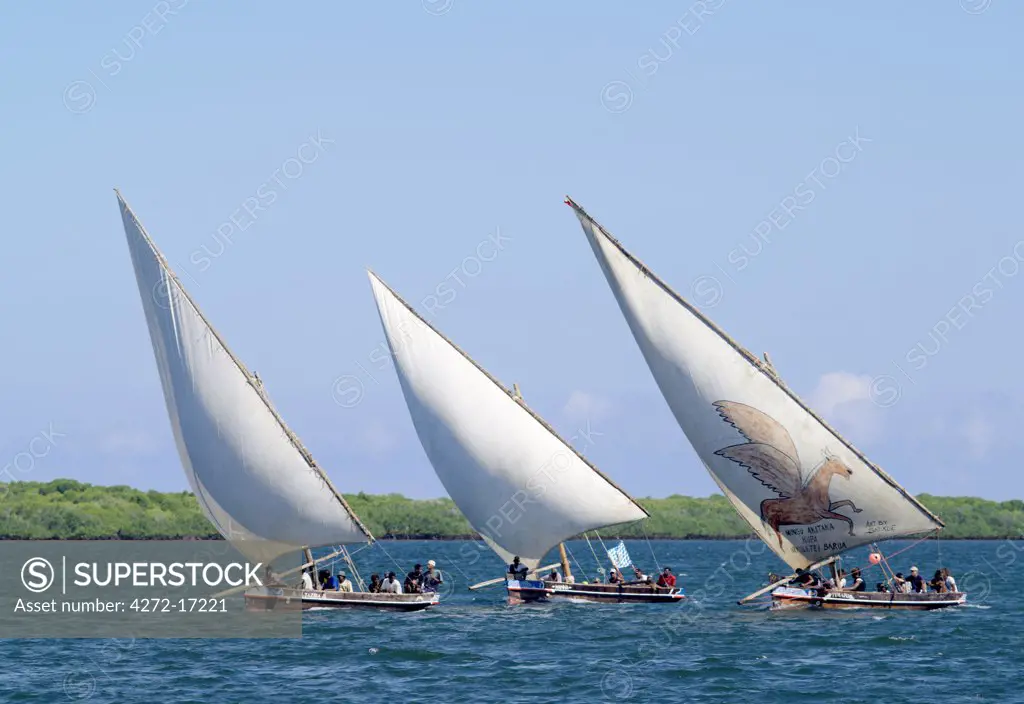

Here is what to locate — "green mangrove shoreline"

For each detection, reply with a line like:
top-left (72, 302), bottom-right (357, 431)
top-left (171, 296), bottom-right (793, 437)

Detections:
top-left (2, 480), bottom-right (1023, 541)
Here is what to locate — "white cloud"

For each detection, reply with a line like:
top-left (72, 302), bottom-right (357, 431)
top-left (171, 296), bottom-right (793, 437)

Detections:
top-left (960, 412), bottom-right (995, 460)
top-left (562, 390), bottom-right (613, 424)
top-left (807, 371), bottom-right (882, 443)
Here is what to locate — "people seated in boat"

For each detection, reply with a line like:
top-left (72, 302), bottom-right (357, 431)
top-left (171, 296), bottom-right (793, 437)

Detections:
top-left (907, 566), bottom-right (925, 593)
top-left (507, 556), bottom-right (529, 580)
top-left (368, 573), bottom-right (383, 593)
top-left (876, 581), bottom-right (890, 593)
top-left (608, 568), bottom-right (621, 584)
top-left (943, 568), bottom-right (958, 592)
top-left (630, 566), bottom-right (648, 583)
top-left (405, 565), bottom-right (424, 593)
top-left (835, 569), bottom-right (847, 589)
top-left (421, 560), bottom-right (443, 592)
top-left (657, 567), bottom-right (676, 589)
top-left (843, 568), bottom-right (865, 591)
top-left (893, 572), bottom-right (909, 593)
top-left (544, 569), bottom-right (561, 583)
top-left (381, 571), bottom-right (402, 593)
top-left (929, 570), bottom-right (947, 593)
top-left (793, 568), bottom-right (817, 589)
top-left (337, 571), bottom-right (354, 593)
top-left (317, 569), bottom-right (335, 590)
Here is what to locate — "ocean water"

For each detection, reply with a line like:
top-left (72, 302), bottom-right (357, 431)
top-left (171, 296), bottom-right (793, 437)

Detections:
top-left (1, 539), bottom-right (1019, 703)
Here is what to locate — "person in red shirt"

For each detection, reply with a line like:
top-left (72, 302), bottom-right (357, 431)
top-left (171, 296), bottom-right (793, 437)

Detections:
top-left (656, 567), bottom-right (676, 589)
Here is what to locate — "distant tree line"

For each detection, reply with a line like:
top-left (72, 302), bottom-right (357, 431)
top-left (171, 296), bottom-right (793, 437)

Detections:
top-left (1, 480), bottom-right (1022, 540)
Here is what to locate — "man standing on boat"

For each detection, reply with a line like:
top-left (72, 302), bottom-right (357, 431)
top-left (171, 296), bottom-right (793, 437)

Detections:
top-left (421, 560), bottom-right (443, 592)
top-left (507, 556), bottom-right (528, 580)
top-left (300, 568), bottom-right (314, 591)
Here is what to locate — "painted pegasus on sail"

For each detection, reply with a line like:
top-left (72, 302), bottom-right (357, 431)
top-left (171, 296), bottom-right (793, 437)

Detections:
top-left (712, 401), bottom-right (862, 549)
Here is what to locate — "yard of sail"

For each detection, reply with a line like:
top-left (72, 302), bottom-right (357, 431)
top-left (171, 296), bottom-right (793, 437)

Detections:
top-left (117, 191), bottom-right (370, 559)
top-left (567, 198), bottom-right (942, 570)
top-left (367, 271), bottom-right (648, 571)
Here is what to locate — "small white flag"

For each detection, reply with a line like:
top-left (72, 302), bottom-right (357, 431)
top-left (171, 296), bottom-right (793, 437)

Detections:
top-left (606, 541), bottom-right (633, 570)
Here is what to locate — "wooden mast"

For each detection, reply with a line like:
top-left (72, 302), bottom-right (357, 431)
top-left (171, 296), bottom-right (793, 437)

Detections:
top-left (512, 382), bottom-right (572, 584)
top-left (558, 543), bottom-right (573, 583)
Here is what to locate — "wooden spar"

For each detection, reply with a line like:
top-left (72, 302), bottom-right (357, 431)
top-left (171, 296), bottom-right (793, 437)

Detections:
top-left (737, 555), bottom-right (837, 604)
top-left (558, 543), bottom-right (573, 582)
top-left (468, 562), bottom-right (562, 591)
top-left (341, 545), bottom-right (367, 591)
top-left (211, 546), bottom-right (350, 598)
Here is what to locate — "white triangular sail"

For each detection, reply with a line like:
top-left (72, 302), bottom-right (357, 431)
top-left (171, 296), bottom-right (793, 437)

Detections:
top-left (117, 190), bottom-right (371, 557)
top-left (367, 272), bottom-right (648, 571)
top-left (567, 198), bottom-right (943, 570)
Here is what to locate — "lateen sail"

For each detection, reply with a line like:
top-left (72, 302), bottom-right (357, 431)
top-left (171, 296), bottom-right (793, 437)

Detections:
top-left (368, 271), bottom-right (648, 571)
top-left (117, 191), bottom-right (371, 556)
top-left (567, 198), bottom-right (943, 570)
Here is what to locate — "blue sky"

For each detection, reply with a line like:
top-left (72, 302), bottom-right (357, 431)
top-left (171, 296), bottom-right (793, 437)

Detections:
top-left (1, 2), bottom-right (1022, 500)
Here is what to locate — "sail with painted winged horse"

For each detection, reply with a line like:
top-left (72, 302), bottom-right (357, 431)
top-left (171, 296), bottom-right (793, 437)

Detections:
top-left (367, 271), bottom-right (684, 604)
top-left (566, 196), bottom-right (965, 610)
top-left (116, 190), bottom-right (437, 612)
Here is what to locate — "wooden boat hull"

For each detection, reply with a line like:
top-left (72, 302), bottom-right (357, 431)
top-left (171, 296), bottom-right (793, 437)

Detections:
top-left (244, 587), bottom-right (439, 612)
top-left (506, 579), bottom-right (685, 605)
top-left (771, 586), bottom-right (966, 610)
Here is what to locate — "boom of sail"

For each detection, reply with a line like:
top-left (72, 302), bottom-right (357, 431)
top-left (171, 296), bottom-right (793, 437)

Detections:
top-left (566, 197), bottom-right (942, 570)
top-left (367, 271), bottom-right (648, 571)
top-left (117, 190), bottom-right (371, 559)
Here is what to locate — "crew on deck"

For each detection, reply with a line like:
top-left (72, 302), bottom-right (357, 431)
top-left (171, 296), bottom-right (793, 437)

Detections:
top-left (943, 568), bottom-right (958, 592)
top-left (844, 568), bottom-right (865, 591)
top-left (381, 571), bottom-right (402, 593)
top-left (507, 556), bottom-right (529, 580)
top-left (421, 560), bottom-right (443, 592)
top-left (404, 564), bottom-right (424, 593)
top-left (657, 567), bottom-right (676, 589)
top-left (337, 571), bottom-right (354, 592)
top-left (906, 566), bottom-right (925, 593)
top-left (301, 568), bottom-right (314, 591)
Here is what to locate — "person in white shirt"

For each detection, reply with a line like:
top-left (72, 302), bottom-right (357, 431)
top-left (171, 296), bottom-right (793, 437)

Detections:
top-left (381, 571), bottom-right (402, 593)
top-left (337, 572), bottom-right (354, 593)
top-left (836, 569), bottom-right (848, 589)
top-left (300, 569), bottom-right (314, 591)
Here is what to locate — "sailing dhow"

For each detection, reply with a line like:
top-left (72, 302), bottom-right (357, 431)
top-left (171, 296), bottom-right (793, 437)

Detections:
top-left (367, 271), bottom-right (683, 604)
top-left (566, 196), bottom-right (965, 610)
top-left (116, 190), bottom-right (437, 612)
